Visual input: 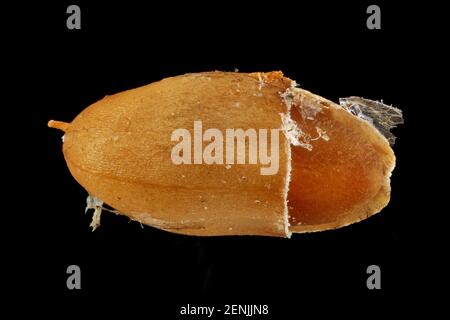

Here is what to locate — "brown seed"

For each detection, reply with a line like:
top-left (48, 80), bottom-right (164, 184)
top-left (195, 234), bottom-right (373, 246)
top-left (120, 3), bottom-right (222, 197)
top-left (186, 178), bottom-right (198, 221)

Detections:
top-left (48, 71), bottom-right (402, 237)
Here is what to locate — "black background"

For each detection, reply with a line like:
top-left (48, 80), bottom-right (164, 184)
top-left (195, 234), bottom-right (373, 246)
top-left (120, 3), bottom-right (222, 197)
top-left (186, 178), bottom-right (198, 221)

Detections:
top-left (7, 1), bottom-right (444, 317)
